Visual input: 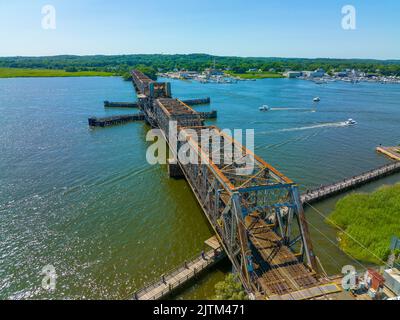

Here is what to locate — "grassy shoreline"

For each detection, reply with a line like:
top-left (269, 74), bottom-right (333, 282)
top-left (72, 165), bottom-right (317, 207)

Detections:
top-left (0, 67), bottom-right (285, 80)
top-left (328, 184), bottom-right (400, 265)
top-left (0, 67), bottom-right (115, 78)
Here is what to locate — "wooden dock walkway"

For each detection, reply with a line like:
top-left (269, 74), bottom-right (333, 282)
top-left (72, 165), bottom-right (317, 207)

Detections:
top-left (301, 161), bottom-right (400, 204)
top-left (377, 146), bottom-right (400, 161)
top-left (133, 238), bottom-right (225, 300)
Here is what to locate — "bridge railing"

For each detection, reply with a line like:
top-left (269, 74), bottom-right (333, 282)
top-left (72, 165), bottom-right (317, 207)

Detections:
top-left (133, 249), bottom-right (224, 300)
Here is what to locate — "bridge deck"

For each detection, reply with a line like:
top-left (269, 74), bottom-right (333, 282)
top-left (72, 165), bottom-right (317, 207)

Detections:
top-left (245, 214), bottom-right (319, 296)
top-left (301, 161), bottom-right (400, 204)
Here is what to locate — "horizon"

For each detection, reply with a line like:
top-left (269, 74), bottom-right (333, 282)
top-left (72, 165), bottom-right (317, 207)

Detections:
top-left (1, 0), bottom-right (399, 59)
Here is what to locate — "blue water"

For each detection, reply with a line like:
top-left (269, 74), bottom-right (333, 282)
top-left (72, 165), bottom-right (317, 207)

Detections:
top-left (168, 77), bottom-right (400, 189)
top-left (0, 76), bottom-right (399, 300)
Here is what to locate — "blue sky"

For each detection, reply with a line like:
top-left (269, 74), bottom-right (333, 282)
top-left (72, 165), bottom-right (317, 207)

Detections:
top-left (0, 0), bottom-right (399, 59)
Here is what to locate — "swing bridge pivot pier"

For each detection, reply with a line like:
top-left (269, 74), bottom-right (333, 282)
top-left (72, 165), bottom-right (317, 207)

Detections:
top-left (130, 70), bottom-right (342, 300)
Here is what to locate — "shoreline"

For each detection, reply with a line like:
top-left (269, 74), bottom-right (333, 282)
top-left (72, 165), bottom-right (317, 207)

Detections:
top-left (225, 71), bottom-right (284, 79)
top-left (0, 67), bottom-right (116, 78)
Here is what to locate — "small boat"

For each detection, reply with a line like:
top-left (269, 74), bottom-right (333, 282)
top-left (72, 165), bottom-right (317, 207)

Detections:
top-left (313, 97), bottom-right (321, 102)
top-left (345, 118), bottom-right (357, 126)
top-left (259, 105), bottom-right (270, 112)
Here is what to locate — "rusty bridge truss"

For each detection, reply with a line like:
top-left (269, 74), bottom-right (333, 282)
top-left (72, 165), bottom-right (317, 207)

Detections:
top-left (131, 70), bottom-right (338, 300)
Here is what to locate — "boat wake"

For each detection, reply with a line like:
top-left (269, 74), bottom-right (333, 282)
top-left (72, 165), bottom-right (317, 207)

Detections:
top-left (257, 131), bottom-right (320, 151)
top-left (277, 121), bottom-right (348, 133)
top-left (270, 107), bottom-right (316, 112)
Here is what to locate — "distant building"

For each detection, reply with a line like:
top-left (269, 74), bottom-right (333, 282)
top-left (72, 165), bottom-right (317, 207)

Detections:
top-left (309, 68), bottom-right (326, 78)
top-left (284, 71), bottom-right (302, 78)
top-left (179, 71), bottom-right (198, 79)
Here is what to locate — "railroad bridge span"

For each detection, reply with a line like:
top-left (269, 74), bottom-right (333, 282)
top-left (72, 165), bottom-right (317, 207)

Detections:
top-left (130, 70), bottom-right (339, 300)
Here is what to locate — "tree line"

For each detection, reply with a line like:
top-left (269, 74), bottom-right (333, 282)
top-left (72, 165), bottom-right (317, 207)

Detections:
top-left (1, 54), bottom-right (400, 78)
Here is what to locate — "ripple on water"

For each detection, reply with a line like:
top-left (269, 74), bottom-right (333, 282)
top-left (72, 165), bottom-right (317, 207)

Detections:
top-left (1, 77), bottom-right (400, 299)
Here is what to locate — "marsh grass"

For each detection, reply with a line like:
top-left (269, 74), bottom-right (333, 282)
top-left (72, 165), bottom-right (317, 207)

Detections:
top-left (328, 184), bottom-right (400, 264)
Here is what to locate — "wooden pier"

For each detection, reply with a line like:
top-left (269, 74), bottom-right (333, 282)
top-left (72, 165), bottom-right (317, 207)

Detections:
top-left (88, 113), bottom-right (145, 127)
top-left (377, 146), bottom-right (400, 161)
top-left (301, 161), bottom-right (400, 204)
top-left (133, 237), bottom-right (225, 300)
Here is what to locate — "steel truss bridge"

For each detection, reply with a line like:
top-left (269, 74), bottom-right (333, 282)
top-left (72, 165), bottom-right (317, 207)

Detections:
top-left (131, 70), bottom-right (339, 300)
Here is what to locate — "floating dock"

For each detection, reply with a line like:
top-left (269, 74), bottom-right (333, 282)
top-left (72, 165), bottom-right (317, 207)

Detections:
top-left (301, 161), bottom-right (400, 204)
top-left (377, 146), bottom-right (400, 161)
top-left (133, 237), bottom-right (225, 300)
top-left (88, 113), bottom-right (145, 127)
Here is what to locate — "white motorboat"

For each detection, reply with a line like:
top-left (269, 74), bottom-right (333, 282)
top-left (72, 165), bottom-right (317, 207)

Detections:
top-left (345, 118), bottom-right (357, 126)
top-left (259, 105), bottom-right (270, 112)
top-left (313, 97), bottom-right (321, 102)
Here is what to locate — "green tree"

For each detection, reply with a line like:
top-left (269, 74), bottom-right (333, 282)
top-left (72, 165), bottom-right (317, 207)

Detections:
top-left (214, 274), bottom-right (248, 300)
top-left (65, 66), bottom-right (78, 72)
top-left (134, 64), bottom-right (157, 80)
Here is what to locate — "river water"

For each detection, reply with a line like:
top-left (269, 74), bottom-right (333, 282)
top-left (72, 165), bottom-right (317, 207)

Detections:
top-left (0, 76), bottom-right (399, 299)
